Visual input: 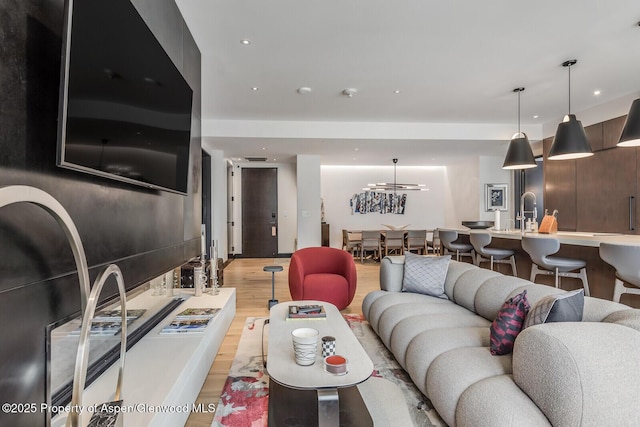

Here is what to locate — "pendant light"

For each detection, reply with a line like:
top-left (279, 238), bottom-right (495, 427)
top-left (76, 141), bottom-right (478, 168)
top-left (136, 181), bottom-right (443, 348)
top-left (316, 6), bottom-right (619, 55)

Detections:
top-left (503, 87), bottom-right (536, 169)
top-left (364, 158), bottom-right (426, 191)
top-left (548, 59), bottom-right (593, 160)
top-left (617, 98), bottom-right (640, 147)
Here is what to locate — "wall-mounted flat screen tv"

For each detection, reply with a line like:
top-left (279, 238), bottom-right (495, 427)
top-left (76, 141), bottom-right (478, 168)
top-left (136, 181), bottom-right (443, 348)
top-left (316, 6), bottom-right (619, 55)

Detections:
top-left (57, 0), bottom-right (193, 195)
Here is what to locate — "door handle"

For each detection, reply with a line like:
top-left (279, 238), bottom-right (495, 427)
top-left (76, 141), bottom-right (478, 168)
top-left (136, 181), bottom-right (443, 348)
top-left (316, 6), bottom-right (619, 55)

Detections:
top-left (630, 196), bottom-right (635, 231)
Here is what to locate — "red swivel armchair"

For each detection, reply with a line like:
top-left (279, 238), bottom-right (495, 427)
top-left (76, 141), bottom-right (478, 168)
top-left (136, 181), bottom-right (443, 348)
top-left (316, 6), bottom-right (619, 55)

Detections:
top-left (288, 247), bottom-right (358, 310)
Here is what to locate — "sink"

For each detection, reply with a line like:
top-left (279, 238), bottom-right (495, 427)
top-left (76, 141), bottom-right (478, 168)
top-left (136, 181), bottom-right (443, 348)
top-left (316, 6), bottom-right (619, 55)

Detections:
top-left (461, 221), bottom-right (494, 229)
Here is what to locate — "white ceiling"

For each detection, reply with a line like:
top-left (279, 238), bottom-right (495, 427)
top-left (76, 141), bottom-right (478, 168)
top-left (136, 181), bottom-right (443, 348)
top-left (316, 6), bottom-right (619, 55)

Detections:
top-left (176, 0), bottom-right (640, 166)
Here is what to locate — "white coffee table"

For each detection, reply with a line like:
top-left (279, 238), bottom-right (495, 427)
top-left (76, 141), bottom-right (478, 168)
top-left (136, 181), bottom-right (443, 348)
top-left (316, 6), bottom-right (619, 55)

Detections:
top-left (267, 301), bottom-right (374, 426)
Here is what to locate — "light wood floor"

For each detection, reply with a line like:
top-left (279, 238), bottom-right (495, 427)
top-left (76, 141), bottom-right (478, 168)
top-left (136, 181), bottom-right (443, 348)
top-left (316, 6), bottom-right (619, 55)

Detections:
top-left (184, 256), bottom-right (382, 427)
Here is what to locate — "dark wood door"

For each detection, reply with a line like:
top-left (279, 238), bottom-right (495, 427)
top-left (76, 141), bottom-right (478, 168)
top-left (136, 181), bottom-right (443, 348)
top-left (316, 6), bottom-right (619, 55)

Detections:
top-left (242, 168), bottom-right (278, 257)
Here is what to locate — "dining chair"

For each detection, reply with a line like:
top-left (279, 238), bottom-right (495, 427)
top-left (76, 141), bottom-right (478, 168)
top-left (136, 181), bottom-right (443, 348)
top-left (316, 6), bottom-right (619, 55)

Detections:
top-left (384, 230), bottom-right (405, 256)
top-left (342, 229), bottom-right (362, 258)
top-left (361, 231), bottom-right (382, 263)
top-left (405, 230), bottom-right (427, 254)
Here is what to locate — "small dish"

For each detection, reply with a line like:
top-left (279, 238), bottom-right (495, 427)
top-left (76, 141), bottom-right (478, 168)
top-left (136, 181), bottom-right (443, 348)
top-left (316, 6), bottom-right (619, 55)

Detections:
top-left (324, 355), bottom-right (348, 375)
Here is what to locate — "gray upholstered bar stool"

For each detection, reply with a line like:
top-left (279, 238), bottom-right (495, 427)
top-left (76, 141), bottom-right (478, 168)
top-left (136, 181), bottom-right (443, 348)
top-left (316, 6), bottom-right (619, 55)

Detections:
top-left (521, 235), bottom-right (590, 296)
top-left (470, 231), bottom-right (517, 275)
top-left (599, 243), bottom-right (640, 302)
top-left (439, 229), bottom-right (475, 263)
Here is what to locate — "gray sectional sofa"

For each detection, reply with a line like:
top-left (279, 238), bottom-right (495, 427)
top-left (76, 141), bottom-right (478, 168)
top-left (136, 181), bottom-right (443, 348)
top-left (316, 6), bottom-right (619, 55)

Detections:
top-left (362, 256), bottom-right (640, 426)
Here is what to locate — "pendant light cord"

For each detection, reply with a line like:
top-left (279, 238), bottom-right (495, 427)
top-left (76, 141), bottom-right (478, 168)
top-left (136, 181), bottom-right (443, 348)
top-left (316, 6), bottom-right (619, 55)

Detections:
top-left (568, 63), bottom-right (571, 114)
top-left (393, 158), bottom-right (397, 197)
top-left (517, 90), bottom-right (521, 133)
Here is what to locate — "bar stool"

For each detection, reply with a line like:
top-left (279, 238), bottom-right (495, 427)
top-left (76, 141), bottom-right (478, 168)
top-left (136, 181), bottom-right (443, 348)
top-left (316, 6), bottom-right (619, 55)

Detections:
top-left (264, 265), bottom-right (283, 309)
top-left (521, 236), bottom-right (590, 296)
top-left (439, 229), bottom-right (475, 263)
top-left (599, 243), bottom-right (640, 303)
top-left (470, 231), bottom-right (517, 276)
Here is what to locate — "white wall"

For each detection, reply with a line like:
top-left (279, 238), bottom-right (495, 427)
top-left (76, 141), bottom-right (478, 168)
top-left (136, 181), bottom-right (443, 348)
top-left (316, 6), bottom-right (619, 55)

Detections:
top-left (444, 158), bottom-right (479, 228)
top-left (231, 162), bottom-right (297, 255)
top-left (296, 155), bottom-right (322, 248)
top-left (442, 156), bottom-right (512, 230)
top-left (321, 165), bottom-right (447, 248)
top-left (478, 155), bottom-right (513, 224)
top-left (209, 150), bottom-right (228, 260)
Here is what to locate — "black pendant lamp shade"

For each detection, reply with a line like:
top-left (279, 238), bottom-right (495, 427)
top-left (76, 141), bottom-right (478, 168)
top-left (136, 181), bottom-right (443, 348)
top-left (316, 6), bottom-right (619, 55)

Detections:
top-left (503, 133), bottom-right (536, 169)
top-left (548, 59), bottom-right (593, 160)
top-left (549, 114), bottom-right (593, 160)
top-left (503, 87), bottom-right (536, 169)
top-left (618, 98), bottom-right (640, 147)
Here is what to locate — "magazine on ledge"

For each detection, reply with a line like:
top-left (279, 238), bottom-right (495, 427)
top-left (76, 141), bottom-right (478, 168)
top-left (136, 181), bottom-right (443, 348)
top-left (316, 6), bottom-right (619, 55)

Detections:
top-left (286, 304), bottom-right (327, 320)
top-left (160, 317), bottom-right (212, 334)
top-left (174, 307), bottom-right (221, 319)
top-left (93, 309), bottom-right (147, 322)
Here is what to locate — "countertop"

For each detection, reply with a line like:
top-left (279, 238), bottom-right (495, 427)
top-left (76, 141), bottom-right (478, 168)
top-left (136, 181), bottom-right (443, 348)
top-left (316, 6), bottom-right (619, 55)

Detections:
top-left (443, 228), bottom-right (640, 248)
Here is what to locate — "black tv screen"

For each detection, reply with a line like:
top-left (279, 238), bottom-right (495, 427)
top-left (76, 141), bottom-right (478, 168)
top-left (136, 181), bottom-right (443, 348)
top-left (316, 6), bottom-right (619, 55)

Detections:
top-left (57, 0), bottom-right (193, 195)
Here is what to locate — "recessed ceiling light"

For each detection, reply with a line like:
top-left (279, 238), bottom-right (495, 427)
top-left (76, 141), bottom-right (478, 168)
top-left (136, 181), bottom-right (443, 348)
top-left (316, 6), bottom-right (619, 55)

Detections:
top-left (354, 148), bottom-right (359, 151)
top-left (342, 88), bottom-right (357, 98)
top-left (262, 147), bottom-right (266, 150)
top-left (393, 90), bottom-right (401, 94)
top-left (240, 39), bottom-right (251, 45)
top-left (593, 90), bottom-right (601, 96)
top-left (297, 87), bottom-right (312, 95)
top-left (251, 87), bottom-right (259, 91)
top-left (533, 115), bottom-right (539, 119)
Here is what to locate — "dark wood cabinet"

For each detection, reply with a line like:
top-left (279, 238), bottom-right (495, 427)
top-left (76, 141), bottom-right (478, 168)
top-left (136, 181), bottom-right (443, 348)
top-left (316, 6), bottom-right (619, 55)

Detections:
top-left (321, 223), bottom-right (330, 246)
top-left (603, 115), bottom-right (626, 149)
top-left (584, 122), bottom-right (603, 151)
top-left (543, 114), bottom-right (639, 234)
top-left (543, 137), bottom-right (577, 231)
top-left (576, 148), bottom-right (637, 233)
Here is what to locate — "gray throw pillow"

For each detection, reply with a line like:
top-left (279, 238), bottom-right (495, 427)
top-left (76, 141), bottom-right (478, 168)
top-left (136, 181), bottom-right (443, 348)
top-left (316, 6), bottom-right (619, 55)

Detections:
top-left (523, 288), bottom-right (584, 329)
top-left (402, 253), bottom-right (450, 299)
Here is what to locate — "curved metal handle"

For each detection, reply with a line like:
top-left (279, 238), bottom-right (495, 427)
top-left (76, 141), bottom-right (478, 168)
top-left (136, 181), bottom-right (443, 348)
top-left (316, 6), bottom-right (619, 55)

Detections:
top-left (629, 196), bottom-right (635, 231)
top-left (67, 264), bottom-right (127, 427)
top-left (0, 186), bottom-right (90, 313)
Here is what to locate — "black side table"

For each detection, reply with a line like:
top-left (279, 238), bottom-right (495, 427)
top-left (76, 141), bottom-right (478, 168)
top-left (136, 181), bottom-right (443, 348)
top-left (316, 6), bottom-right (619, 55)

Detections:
top-left (263, 265), bottom-right (283, 309)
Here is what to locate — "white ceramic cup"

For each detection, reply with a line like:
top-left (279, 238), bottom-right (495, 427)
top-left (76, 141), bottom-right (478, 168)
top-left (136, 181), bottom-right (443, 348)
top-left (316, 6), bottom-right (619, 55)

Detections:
top-left (291, 328), bottom-right (319, 366)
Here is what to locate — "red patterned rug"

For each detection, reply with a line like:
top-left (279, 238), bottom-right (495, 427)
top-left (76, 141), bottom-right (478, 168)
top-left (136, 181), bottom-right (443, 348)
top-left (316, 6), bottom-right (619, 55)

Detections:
top-left (211, 315), bottom-right (444, 426)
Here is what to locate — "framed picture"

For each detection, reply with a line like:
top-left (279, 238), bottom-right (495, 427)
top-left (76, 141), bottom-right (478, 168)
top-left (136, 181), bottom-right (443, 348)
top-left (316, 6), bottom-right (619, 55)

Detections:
top-left (485, 184), bottom-right (508, 211)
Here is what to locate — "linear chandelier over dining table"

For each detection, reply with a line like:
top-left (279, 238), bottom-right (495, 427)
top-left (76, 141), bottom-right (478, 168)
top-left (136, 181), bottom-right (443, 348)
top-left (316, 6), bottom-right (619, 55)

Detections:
top-left (363, 158), bottom-right (427, 191)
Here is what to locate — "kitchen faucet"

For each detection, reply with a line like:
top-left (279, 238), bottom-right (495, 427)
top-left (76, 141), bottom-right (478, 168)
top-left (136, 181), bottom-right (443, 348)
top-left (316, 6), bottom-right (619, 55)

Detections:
top-left (517, 191), bottom-right (537, 232)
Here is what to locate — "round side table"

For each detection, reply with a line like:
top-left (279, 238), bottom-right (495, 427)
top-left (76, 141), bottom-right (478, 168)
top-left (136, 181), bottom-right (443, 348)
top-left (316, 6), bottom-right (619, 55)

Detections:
top-left (263, 265), bottom-right (283, 309)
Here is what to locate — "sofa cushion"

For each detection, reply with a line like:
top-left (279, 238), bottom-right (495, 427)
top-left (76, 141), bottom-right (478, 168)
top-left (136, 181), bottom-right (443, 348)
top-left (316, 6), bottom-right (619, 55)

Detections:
top-left (402, 253), bottom-right (450, 298)
top-left (474, 276), bottom-right (533, 322)
top-left (405, 327), bottom-right (490, 397)
top-left (366, 292), bottom-right (450, 333)
top-left (583, 297), bottom-right (631, 322)
top-left (603, 308), bottom-right (640, 332)
top-left (453, 269), bottom-right (502, 314)
top-left (427, 347), bottom-right (512, 427)
top-left (443, 261), bottom-right (479, 301)
top-left (390, 313), bottom-right (490, 368)
top-left (456, 375), bottom-right (551, 427)
top-left (523, 289), bottom-right (584, 329)
top-left (376, 301), bottom-right (469, 347)
top-left (490, 290), bottom-right (530, 355)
